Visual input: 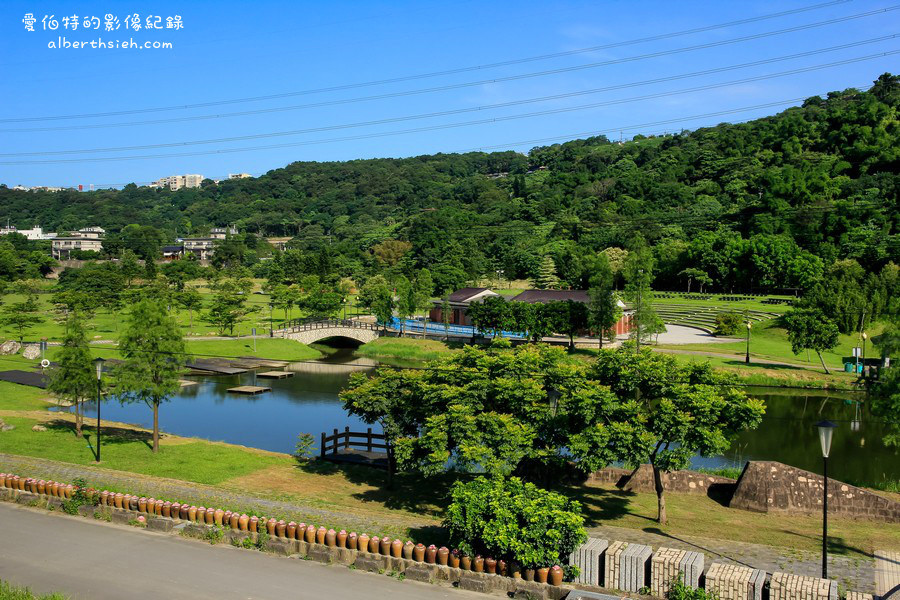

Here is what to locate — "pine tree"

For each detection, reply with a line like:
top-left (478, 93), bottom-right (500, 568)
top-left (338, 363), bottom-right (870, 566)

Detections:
top-left (48, 314), bottom-right (94, 439)
top-left (533, 256), bottom-right (560, 290)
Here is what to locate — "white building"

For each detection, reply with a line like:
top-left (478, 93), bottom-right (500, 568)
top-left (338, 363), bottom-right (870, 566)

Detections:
top-left (0, 225), bottom-right (57, 240)
top-left (209, 226), bottom-right (238, 240)
top-left (51, 227), bottom-right (105, 259)
top-left (228, 173), bottom-right (252, 179)
top-left (153, 174), bottom-right (204, 191)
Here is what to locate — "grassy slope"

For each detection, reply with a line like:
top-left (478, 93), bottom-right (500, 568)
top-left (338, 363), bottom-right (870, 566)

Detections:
top-left (2, 378), bottom-right (896, 555)
top-left (183, 338), bottom-right (321, 361)
top-left (0, 581), bottom-right (67, 600)
top-left (356, 337), bottom-right (458, 361)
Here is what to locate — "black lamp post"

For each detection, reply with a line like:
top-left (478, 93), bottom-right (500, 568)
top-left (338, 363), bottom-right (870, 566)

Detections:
top-left (745, 321), bottom-right (752, 364)
top-left (93, 357), bottom-right (105, 463)
top-left (816, 419), bottom-right (837, 579)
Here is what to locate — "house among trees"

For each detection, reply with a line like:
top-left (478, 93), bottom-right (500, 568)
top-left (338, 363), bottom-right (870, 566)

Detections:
top-left (429, 287), bottom-right (499, 326)
top-left (51, 226), bottom-right (105, 259)
top-left (177, 226), bottom-right (239, 261)
top-left (431, 287), bottom-right (633, 336)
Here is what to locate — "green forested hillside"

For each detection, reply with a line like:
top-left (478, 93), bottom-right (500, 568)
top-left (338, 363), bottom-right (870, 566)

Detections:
top-left (1, 74), bottom-right (897, 294)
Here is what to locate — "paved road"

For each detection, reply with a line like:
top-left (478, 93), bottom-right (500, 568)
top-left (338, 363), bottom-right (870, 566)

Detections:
top-left (0, 503), bottom-right (481, 600)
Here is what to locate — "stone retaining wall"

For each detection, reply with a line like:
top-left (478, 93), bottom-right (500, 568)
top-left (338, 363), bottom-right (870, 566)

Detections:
top-left (730, 461), bottom-right (900, 522)
top-left (587, 464), bottom-right (735, 495)
top-left (769, 571), bottom-right (838, 600)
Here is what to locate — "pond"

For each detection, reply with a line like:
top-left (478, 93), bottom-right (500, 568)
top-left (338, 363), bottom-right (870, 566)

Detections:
top-left (77, 348), bottom-right (898, 486)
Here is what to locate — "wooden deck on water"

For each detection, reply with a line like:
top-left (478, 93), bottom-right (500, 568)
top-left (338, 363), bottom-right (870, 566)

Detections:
top-left (319, 427), bottom-right (390, 471)
top-left (226, 385), bottom-right (271, 395)
top-left (256, 371), bottom-right (293, 379)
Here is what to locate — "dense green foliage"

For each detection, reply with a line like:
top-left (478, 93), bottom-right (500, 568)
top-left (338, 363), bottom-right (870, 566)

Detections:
top-left (1, 75), bottom-right (896, 294)
top-left (444, 475), bottom-right (586, 569)
top-left (714, 312), bottom-right (744, 336)
top-left (783, 307), bottom-right (841, 373)
top-left (47, 314), bottom-right (94, 438)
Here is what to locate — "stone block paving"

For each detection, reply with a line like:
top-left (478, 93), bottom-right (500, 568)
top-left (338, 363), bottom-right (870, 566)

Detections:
top-left (769, 572), bottom-right (837, 600)
top-left (876, 550), bottom-right (900, 599)
top-left (587, 524), bottom-right (875, 594)
top-left (569, 537), bottom-right (608, 586)
top-left (704, 562), bottom-right (765, 600)
top-left (844, 593), bottom-right (873, 600)
top-left (650, 546), bottom-right (703, 598)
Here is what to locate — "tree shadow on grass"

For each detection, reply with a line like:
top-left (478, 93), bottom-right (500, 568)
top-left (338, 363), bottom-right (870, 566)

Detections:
top-left (720, 359), bottom-right (811, 372)
top-left (43, 419), bottom-right (154, 451)
top-left (776, 528), bottom-right (868, 559)
top-left (293, 458), bottom-right (455, 518)
top-left (562, 483), bottom-right (644, 527)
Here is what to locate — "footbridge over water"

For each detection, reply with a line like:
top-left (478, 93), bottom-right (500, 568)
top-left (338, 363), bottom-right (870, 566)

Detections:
top-left (274, 319), bottom-right (382, 345)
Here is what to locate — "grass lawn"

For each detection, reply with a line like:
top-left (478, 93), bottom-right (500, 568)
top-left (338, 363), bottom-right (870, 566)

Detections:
top-left (356, 337), bottom-right (458, 361)
top-left (0, 581), bottom-right (66, 600)
top-left (0, 382), bottom-right (54, 411)
top-left (182, 338), bottom-right (321, 362)
top-left (656, 319), bottom-right (882, 372)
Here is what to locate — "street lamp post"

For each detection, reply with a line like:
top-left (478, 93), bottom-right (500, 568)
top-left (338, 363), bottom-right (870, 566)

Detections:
top-left (861, 332), bottom-right (868, 377)
top-left (93, 357), bottom-right (105, 463)
top-left (745, 321), bottom-right (752, 364)
top-left (816, 419), bottom-right (837, 579)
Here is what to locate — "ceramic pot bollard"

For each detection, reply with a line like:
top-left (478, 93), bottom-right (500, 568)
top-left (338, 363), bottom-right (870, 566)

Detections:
top-left (305, 525), bottom-right (316, 544)
top-left (155, 499), bottom-right (164, 515)
top-left (448, 550), bottom-right (460, 569)
top-left (390, 539), bottom-right (402, 558)
top-left (36, 481), bottom-right (45, 495)
top-left (286, 522), bottom-right (297, 539)
top-left (549, 565), bottom-right (563, 586)
top-left (171, 503), bottom-right (181, 520)
top-left (437, 547), bottom-right (449, 566)
top-left (460, 555), bottom-right (471, 571)
top-left (536, 567), bottom-right (549, 584)
top-left (249, 516), bottom-right (258, 533)
top-left (337, 530), bottom-right (348, 548)
top-left (325, 529), bottom-right (337, 547)
top-left (163, 502), bottom-right (172, 519)
top-left (425, 545), bottom-right (437, 564)
top-left (188, 506), bottom-right (197, 521)
top-left (214, 509), bottom-right (225, 526)
top-left (402, 541), bottom-right (414, 560)
top-left (347, 532), bottom-right (358, 551)
top-left (138, 497), bottom-right (148, 513)
top-left (275, 520), bottom-right (286, 538)
top-left (367, 535), bottom-right (379, 554)
top-left (266, 518), bottom-right (277, 536)
top-left (497, 560), bottom-right (507, 577)
top-left (379, 537), bottom-right (390, 555)
top-left (238, 514), bottom-right (249, 531)
top-left (205, 508), bottom-right (215, 525)
top-left (318, 527), bottom-right (329, 546)
top-left (223, 510), bottom-right (232, 526)
top-left (357, 534), bottom-right (369, 553)
top-left (485, 557), bottom-right (496, 574)
top-left (524, 569), bottom-right (535, 582)
top-left (114, 493), bottom-right (124, 509)
top-left (413, 543), bottom-right (425, 562)
top-left (180, 505), bottom-right (190, 520)
top-left (473, 556), bottom-right (484, 573)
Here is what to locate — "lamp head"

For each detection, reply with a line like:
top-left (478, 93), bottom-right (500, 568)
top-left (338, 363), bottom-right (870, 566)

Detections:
top-left (816, 420), bottom-right (837, 458)
top-left (93, 357), bottom-right (105, 380)
top-left (862, 332), bottom-right (868, 340)
top-left (747, 321), bottom-right (752, 330)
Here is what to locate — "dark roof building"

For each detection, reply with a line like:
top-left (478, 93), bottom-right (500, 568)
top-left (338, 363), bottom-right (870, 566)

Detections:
top-left (447, 287), bottom-right (494, 302)
top-left (509, 289), bottom-right (590, 304)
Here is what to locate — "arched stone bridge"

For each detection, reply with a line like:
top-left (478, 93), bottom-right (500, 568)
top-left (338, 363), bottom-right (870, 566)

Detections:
top-left (275, 319), bottom-right (382, 345)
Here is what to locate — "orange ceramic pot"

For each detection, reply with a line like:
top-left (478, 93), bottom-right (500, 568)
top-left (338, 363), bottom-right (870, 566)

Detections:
top-left (163, 502), bottom-right (172, 519)
top-left (266, 518), bottom-right (276, 535)
top-left (448, 550), bottom-right (460, 569)
top-left (138, 497), bottom-right (148, 513)
top-left (485, 557), bottom-right (496, 574)
top-left (275, 520), bottom-right (286, 538)
top-left (460, 555), bottom-right (471, 571)
top-left (536, 567), bottom-right (549, 584)
top-left (347, 532), bottom-right (358, 551)
top-left (317, 527), bottom-right (327, 546)
top-left (357, 533), bottom-right (369, 553)
top-left (214, 509), bottom-right (225, 526)
top-left (549, 565), bottom-right (563, 586)
top-left (249, 516), bottom-right (258, 533)
top-left (305, 525), bottom-right (316, 544)
top-left (437, 547), bottom-right (449, 566)
top-left (425, 545), bottom-right (437, 564)
top-left (239, 514), bottom-right (249, 531)
top-left (286, 521), bottom-right (297, 539)
top-left (205, 508), bottom-right (215, 525)
top-left (414, 543), bottom-right (426, 562)
top-left (337, 530), bottom-right (348, 548)
top-left (325, 529), bottom-right (336, 547)
top-left (390, 539), bottom-right (403, 558)
top-left (188, 506), bottom-right (198, 521)
top-left (379, 537), bottom-right (391, 555)
top-left (473, 556), bottom-right (484, 573)
top-left (171, 503), bottom-right (181, 520)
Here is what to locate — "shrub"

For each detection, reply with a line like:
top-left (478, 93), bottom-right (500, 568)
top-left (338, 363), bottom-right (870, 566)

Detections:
top-left (443, 475), bottom-right (586, 569)
top-left (293, 432), bottom-right (316, 462)
top-left (714, 312), bottom-right (744, 336)
top-left (61, 477), bottom-right (95, 515)
top-left (668, 576), bottom-right (718, 599)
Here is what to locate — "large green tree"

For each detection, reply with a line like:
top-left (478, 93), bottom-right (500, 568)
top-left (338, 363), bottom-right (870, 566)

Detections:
top-left (47, 313), bottom-right (95, 439)
top-left (783, 308), bottom-right (840, 373)
top-left (115, 299), bottom-right (187, 453)
top-left (0, 281), bottom-right (44, 341)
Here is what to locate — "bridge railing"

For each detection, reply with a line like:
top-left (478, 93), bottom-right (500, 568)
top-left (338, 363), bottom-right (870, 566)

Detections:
top-left (320, 426), bottom-right (388, 456)
top-left (275, 318), bottom-right (381, 334)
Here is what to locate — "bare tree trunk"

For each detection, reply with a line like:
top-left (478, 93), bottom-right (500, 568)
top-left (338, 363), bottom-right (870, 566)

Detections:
top-left (152, 402), bottom-right (160, 453)
top-left (74, 399), bottom-right (82, 438)
top-left (687, 278), bottom-right (691, 294)
top-left (817, 351), bottom-right (830, 374)
top-left (653, 464), bottom-right (667, 525)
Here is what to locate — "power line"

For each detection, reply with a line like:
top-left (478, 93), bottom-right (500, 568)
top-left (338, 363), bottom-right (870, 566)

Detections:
top-left (2, 52), bottom-right (896, 165)
top-left (0, 0), bottom-right (854, 124)
top-left (3, 9), bottom-right (893, 134)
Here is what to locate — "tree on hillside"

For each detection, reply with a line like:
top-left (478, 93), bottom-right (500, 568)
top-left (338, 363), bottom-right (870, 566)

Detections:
top-left (591, 349), bottom-right (765, 524)
top-left (175, 287), bottom-right (203, 332)
top-left (115, 299), bottom-right (187, 453)
top-left (467, 295), bottom-right (511, 337)
top-left (358, 275), bottom-right (394, 329)
top-left (678, 268), bottom-right (711, 293)
top-left (623, 244), bottom-right (658, 350)
top-left (372, 240), bottom-right (412, 267)
top-left (47, 314), bottom-right (94, 439)
top-left (783, 308), bottom-right (840, 374)
top-left (269, 283), bottom-right (296, 322)
top-left (588, 255), bottom-right (620, 348)
top-left (0, 281), bottom-right (45, 341)
top-left (532, 255), bottom-right (560, 290)
top-left (119, 250), bottom-right (141, 286)
top-left (204, 276), bottom-right (255, 335)
top-left (414, 269), bottom-right (435, 337)
top-left (546, 300), bottom-right (588, 350)
top-left (871, 300), bottom-right (900, 447)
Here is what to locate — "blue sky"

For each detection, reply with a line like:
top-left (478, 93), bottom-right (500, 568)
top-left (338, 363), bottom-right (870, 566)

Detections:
top-left (0, 1), bottom-right (896, 188)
